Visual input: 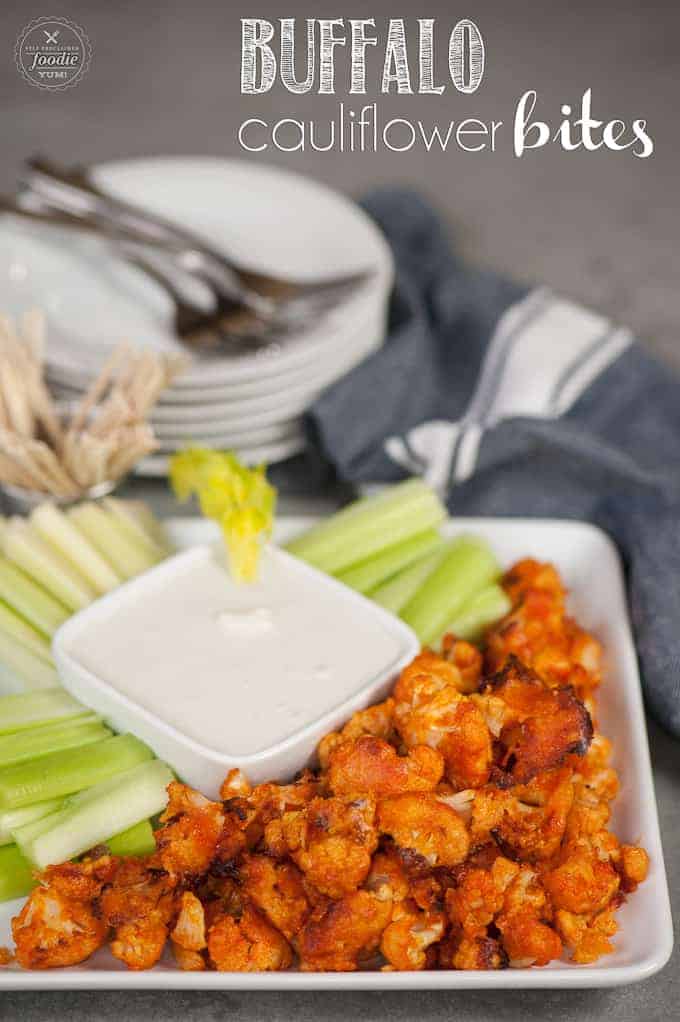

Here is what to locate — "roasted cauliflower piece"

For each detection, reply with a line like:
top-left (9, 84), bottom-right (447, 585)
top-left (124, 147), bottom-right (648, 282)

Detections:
top-left (298, 889), bottom-right (392, 972)
top-left (381, 898), bottom-right (445, 971)
top-left (207, 903), bottom-right (292, 972)
top-left (157, 781), bottom-right (225, 879)
top-left (12, 857), bottom-right (116, 969)
top-left (394, 650), bottom-right (492, 789)
top-left (377, 793), bottom-right (470, 870)
top-left (554, 905), bottom-right (621, 964)
top-left (327, 735), bottom-right (443, 798)
top-left (318, 698), bottom-right (396, 770)
top-left (171, 890), bottom-right (207, 952)
top-left (440, 637), bottom-right (483, 693)
top-left (441, 935), bottom-right (509, 970)
top-left (495, 866), bottom-right (563, 967)
top-left (98, 856), bottom-right (177, 971)
top-left (265, 796), bottom-right (378, 898)
top-left (487, 559), bottom-right (602, 701)
top-left (478, 657), bottom-right (592, 784)
top-left (240, 853), bottom-right (311, 941)
top-left (445, 855), bottom-right (519, 938)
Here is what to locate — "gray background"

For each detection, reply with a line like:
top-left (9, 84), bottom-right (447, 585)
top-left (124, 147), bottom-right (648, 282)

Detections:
top-left (0, 1), bottom-right (678, 1020)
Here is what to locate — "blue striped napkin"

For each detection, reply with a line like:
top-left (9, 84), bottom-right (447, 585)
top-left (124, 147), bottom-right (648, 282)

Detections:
top-left (305, 189), bottom-right (680, 738)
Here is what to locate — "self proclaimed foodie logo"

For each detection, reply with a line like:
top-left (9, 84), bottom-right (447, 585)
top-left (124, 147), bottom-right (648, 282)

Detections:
top-left (14, 17), bottom-right (92, 91)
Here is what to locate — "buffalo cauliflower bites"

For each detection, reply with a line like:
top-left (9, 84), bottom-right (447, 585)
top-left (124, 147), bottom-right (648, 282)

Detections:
top-left (9, 559), bottom-right (648, 973)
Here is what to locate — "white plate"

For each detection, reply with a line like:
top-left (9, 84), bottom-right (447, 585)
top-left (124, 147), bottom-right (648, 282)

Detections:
top-left (46, 295), bottom-right (386, 411)
top-left (136, 434), bottom-right (306, 474)
top-left (153, 420), bottom-right (302, 448)
top-left (0, 158), bottom-right (393, 389)
top-left (0, 516), bottom-right (671, 989)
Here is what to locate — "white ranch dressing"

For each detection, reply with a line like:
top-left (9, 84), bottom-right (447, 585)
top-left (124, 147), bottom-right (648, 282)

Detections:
top-left (65, 546), bottom-right (404, 756)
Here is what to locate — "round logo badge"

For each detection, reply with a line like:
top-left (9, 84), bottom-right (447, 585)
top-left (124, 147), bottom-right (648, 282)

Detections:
top-left (14, 17), bottom-right (92, 91)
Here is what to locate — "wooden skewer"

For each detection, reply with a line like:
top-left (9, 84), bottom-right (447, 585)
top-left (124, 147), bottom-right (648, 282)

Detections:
top-left (0, 314), bottom-right (181, 497)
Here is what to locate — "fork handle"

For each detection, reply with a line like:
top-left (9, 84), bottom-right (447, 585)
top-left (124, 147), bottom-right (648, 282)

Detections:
top-left (24, 156), bottom-right (263, 308)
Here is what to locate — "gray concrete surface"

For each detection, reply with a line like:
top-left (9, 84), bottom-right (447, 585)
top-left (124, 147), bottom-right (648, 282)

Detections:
top-left (0, 1), bottom-right (678, 1019)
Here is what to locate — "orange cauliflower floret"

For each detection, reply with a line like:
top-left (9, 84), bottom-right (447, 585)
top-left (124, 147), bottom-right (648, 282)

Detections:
top-left (99, 856), bottom-right (177, 971)
top-left (265, 796), bottom-right (378, 898)
top-left (318, 698), bottom-right (395, 769)
top-left (495, 866), bottom-right (562, 967)
top-left (156, 781), bottom-right (225, 879)
top-left (378, 793), bottom-right (470, 869)
top-left (394, 651), bottom-right (492, 789)
top-left (12, 857), bottom-right (116, 969)
top-left (298, 889), bottom-right (392, 972)
top-left (240, 853), bottom-right (311, 942)
top-left (381, 899), bottom-right (445, 971)
top-left (207, 904), bottom-right (292, 972)
top-left (477, 657), bottom-right (592, 784)
top-left (327, 735), bottom-right (443, 798)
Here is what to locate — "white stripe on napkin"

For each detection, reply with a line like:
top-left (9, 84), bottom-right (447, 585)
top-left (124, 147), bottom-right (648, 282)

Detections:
top-left (385, 288), bottom-right (633, 493)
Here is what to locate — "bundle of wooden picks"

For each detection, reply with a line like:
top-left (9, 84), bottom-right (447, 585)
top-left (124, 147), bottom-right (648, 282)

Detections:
top-left (0, 311), bottom-right (187, 500)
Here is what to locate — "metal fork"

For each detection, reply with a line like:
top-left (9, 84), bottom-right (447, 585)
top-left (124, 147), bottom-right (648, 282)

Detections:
top-left (0, 195), bottom-right (283, 346)
top-left (22, 156), bottom-right (374, 327)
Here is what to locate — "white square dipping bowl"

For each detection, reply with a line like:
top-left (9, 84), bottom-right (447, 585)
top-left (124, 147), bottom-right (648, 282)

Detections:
top-left (52, 544), bottom-right (419, 797)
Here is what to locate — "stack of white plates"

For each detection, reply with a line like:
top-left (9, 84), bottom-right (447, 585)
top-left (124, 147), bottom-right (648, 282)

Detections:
top-left (0, 158), bottom-right (394, 474)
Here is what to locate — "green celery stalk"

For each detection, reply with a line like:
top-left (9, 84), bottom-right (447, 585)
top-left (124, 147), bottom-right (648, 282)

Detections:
top-left (0, 719), bottom-right (109, 769)
top-left (335, 529), bottom-right (444, 595)
top-left (0, 843), bottom-right (35, 901)
top-left (286, 479), bottom-right (446, 575)
top-left (369, 546), bottom-right (449, 615)
top-left (17, 760), bottom-right (173, 869)
top-left (0, 630), bottom-right (60, 690)
top-left (0, 689), bottom-right (88, 735)
top-left (401, 536), bottom-right (501, 646)
top-left (0, 557), bottom-right (69, 636)
top-left (107, 818), bottom-right (156, 857)
top-left (68, 504), bottom-right (162, 579)
top-left (10, 809), bottom-right (61, 851)
top-left (102, 498), bottom-right (169, 560)
top-left (2, 519), bottom-right (95, 612)
top-left (30, 503), bottom-right (122, 595)
top-left (0, 600), bottom-right (53, 665)
top-left (113, 500), bottom-right (171, 552)
top-left (0, 798), bottom-right (64, 846)
top-left (0, 733), bottom-right (154, 810)
top-left (442, 584), bottom-right (512, 644)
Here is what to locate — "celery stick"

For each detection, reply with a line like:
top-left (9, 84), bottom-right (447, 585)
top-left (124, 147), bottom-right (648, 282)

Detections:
top-left (370, 546), bottom-right (448, 615)
top-left (11, 808), bottom-right (62, 852)
top-left (116, 500), bottom-right (171, 552)
top-left (3, 518), bottom-right (96, 612)
top-left (0, 843), bottom-right (35, 901)
top-left (401, 536), bottom-right (501, 646)
top-left (336, 529), bottom-right (444, 595)
top-left (102, 498), bottom-right (169, 560)
top-left (0, 798), bottom-right (63, 846)
top-left (107, 818), bottom-right (156, 857)
top-left (0, 733), bottom-right (154, 810)
top-left (0, 720), bottom-right (109, 769)
top-left (0, 600), bottom-right (52, 665)
top-left (30, 504), bottom-right (122, 595)
top-left (0, 689), bottom-right (87, 735)
top-left (286, 480), bottom-right (446, 575)
top-left (68, 504), bottom-right (161, 579)
top-left (0, 630), bottom-right (60, 690)
top-left (442, 584), bottom-right (512, 644)
top-left (18, 760), bottom-right (173, 869)
top-left (0, 557), bottom-right (69, 636)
